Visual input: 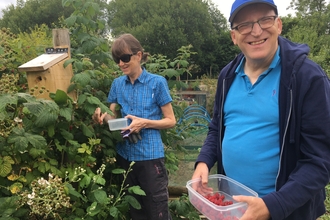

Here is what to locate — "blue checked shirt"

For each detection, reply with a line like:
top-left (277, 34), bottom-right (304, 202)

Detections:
top-left (107, 68), bottom-right (173, 161)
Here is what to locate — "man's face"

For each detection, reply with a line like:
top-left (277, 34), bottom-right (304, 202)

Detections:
top-left (230, 3), bottom-right (282, 63)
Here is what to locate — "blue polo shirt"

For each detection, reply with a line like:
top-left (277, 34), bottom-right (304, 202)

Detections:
top-left (108, 68), bottom-right (172, 161)
top-left (222, 47), bottom-right (281, 197)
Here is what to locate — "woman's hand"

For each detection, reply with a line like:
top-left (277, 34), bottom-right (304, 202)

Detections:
top-left (93, 107), bottom-right (108, 125)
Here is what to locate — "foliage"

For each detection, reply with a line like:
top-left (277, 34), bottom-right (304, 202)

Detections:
top-left (284, 0), bottom-right (330, 77)
top-left (62, 0), bottom-right (112, 65)
top-left (169, 194), bottom-right (201, 220)
top-left (0, 24), bottom-right (52, 86)
top-left (107, 0), bottom-right (236, 77)
top-left (0, 0), bottom-right (75, 34)
top-left (0, 0), bottom-right (197, 219)
top-left (319, 183), bottom-right (330, 219)
top-left (0, 0), bottom-right (240, 78)
top-left (198, 75), bottom-right (217, 117)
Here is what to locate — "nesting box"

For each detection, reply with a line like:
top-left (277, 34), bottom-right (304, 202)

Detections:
top-left (18, 48), bottom-right (76, 100)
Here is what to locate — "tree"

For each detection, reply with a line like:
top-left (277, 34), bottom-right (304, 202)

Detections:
top-left (284, 0), bottom-right (330, 75)
top-left (0, 0), bottom-right (75, 34)
top-left (107, 0), bottom-right (237, 77)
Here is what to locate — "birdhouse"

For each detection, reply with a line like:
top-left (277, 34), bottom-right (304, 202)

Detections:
top-left (18, 29), bottom-right (76, 100)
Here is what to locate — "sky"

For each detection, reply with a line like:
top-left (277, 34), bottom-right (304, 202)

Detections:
top-left (0, 0), bottom-right (295, 19)
top-left (212, 0), bottom-right (296, 20)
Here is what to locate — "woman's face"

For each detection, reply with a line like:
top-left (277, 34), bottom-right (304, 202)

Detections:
top-left (115, 50), bottom-right (142, 76)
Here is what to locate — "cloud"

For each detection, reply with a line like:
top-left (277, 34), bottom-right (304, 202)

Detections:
top-left (0, 0), bottom-right (16, 18)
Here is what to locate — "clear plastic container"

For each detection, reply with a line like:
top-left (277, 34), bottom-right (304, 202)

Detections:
top-left (186, 174), bottom-right (258, 220)
top-left (107, 118), bottom-right (128, 131)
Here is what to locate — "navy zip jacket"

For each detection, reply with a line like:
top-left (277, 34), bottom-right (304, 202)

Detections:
top-left (196, 36), bottom-right (330, 220)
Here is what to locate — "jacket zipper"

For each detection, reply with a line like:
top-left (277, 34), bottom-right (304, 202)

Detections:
top-left (275, 89), bottom-right (293, 190)
top-left (219, 78), bottom-right (226, 152)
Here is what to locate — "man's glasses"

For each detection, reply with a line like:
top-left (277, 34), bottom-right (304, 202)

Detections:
top-left (113, 53), bottom-right (136, 64)
top-left (232, 16), bottom-right (278, 35)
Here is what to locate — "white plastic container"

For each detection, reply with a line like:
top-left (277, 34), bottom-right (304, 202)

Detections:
top-left (186, 174), bottom-right (258, 220)
top-left (107, 118), bottom-right (128, 131)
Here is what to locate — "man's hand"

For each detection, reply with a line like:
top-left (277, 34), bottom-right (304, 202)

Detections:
top-left (232, 196), bottom-right (271, 220)
top-left (191, 162), bottom-right (213, 195)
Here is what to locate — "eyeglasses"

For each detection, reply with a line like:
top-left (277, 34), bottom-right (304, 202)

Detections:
top-left (232, 16), bottom-right (278, 35)
top-left (113, 53), bottom-right (136, 64)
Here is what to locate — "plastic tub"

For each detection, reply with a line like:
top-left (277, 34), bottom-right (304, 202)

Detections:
top-left (186, 174), bottom-right (258, 220)
top-left (107, 118), bottom-right (128, 131)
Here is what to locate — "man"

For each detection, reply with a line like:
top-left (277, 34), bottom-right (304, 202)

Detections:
top-left (93, 33), bottom-right (176, 220)
top-left (192, 0), bottom-right (330, 219)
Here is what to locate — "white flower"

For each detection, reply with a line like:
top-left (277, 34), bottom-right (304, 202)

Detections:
top-left (14, 117), bottom-right (22, 123)
top-left (27, 192), bottom-right (35, 199)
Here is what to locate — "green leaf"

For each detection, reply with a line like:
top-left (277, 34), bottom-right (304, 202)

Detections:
top-left (37, 163), bottom-right (46, 173)
top-left (34, 109), bottom-right (58, 127)
top-left (7, 128), bottom-right (47, 150)
top-left (65, 15), bottom-right (77, 27)
top-left (0, 94), bottom-right (17, 111)
top-left (111, 168), bottom-right (125, 175)
top-left (47, 124), bottom-right (55, 137)
top-left (25, 134), bottom-right (47, 149)
top-left (93, 189), bottom-right (108, 204)
top-left (109, 207), bottom-right (119, 218)
top-left (74, 61), bottom-right (84, 72)
top-left (50, 166), bottom-right (62, 176)
top-left (7, 135), bottom-right (28, 152)
top-left (86, 96), bottom-right (101, 105)
top-left (128, 186), bottom-right (146, 196)
top-left (62, 0), bottom-right (71, 7)
top-left (63, 58), bottom-right (75, 68)
top-left (161, 69), bottom-right (180, 78)
top-left (9, 182), bottom-right (23, 194)
top-left (124, 195), bottom-right (141, 209)
top-left (71, 73), bottom-right (91, 87)
top-left (29, 148), bottom-right (45, 158)
top-left (79, 33), bottom-right (91, 44)
top-left (61, 129), bottom-right (74, 140)
top-left (87, 202), bottom-right (100, 216)
top-left (81, 123), bottom-right (94, 138)
top-left (77, 148), bottom-right (86, 154)
top-left (53, 90), bottom-right (68, 105)
top-left (94, 177), bottom-right (106, 186)
top-left (3, 156), bottom-right (14, 164)
top-left (0, 160), bottom-right (12, 177)
top-left (65, 183), bottom-right (87, 202)
top-left (49, 159), bottom-right (58, 166)
top-left (44, 162), bottom-right (51, 171)
top-left (79, 174), bottom-right (91, 188)
top-left (60, 108), bottom-right (73, 121)
top-left (77, 94), bottom-right (87, 105)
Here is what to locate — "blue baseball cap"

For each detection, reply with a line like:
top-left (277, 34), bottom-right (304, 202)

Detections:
top-left (229, 0), bottom-right (278, 23)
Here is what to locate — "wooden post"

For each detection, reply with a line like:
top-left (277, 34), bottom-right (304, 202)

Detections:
top-left (52, 29), bottom-right (71, 58)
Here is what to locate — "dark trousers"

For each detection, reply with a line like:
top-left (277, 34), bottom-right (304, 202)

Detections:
top-left (116, 154), bottom-right (172, 220)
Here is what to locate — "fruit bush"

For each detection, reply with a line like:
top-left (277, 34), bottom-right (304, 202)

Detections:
top-left (0, 0), bottom-right (202, 219)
